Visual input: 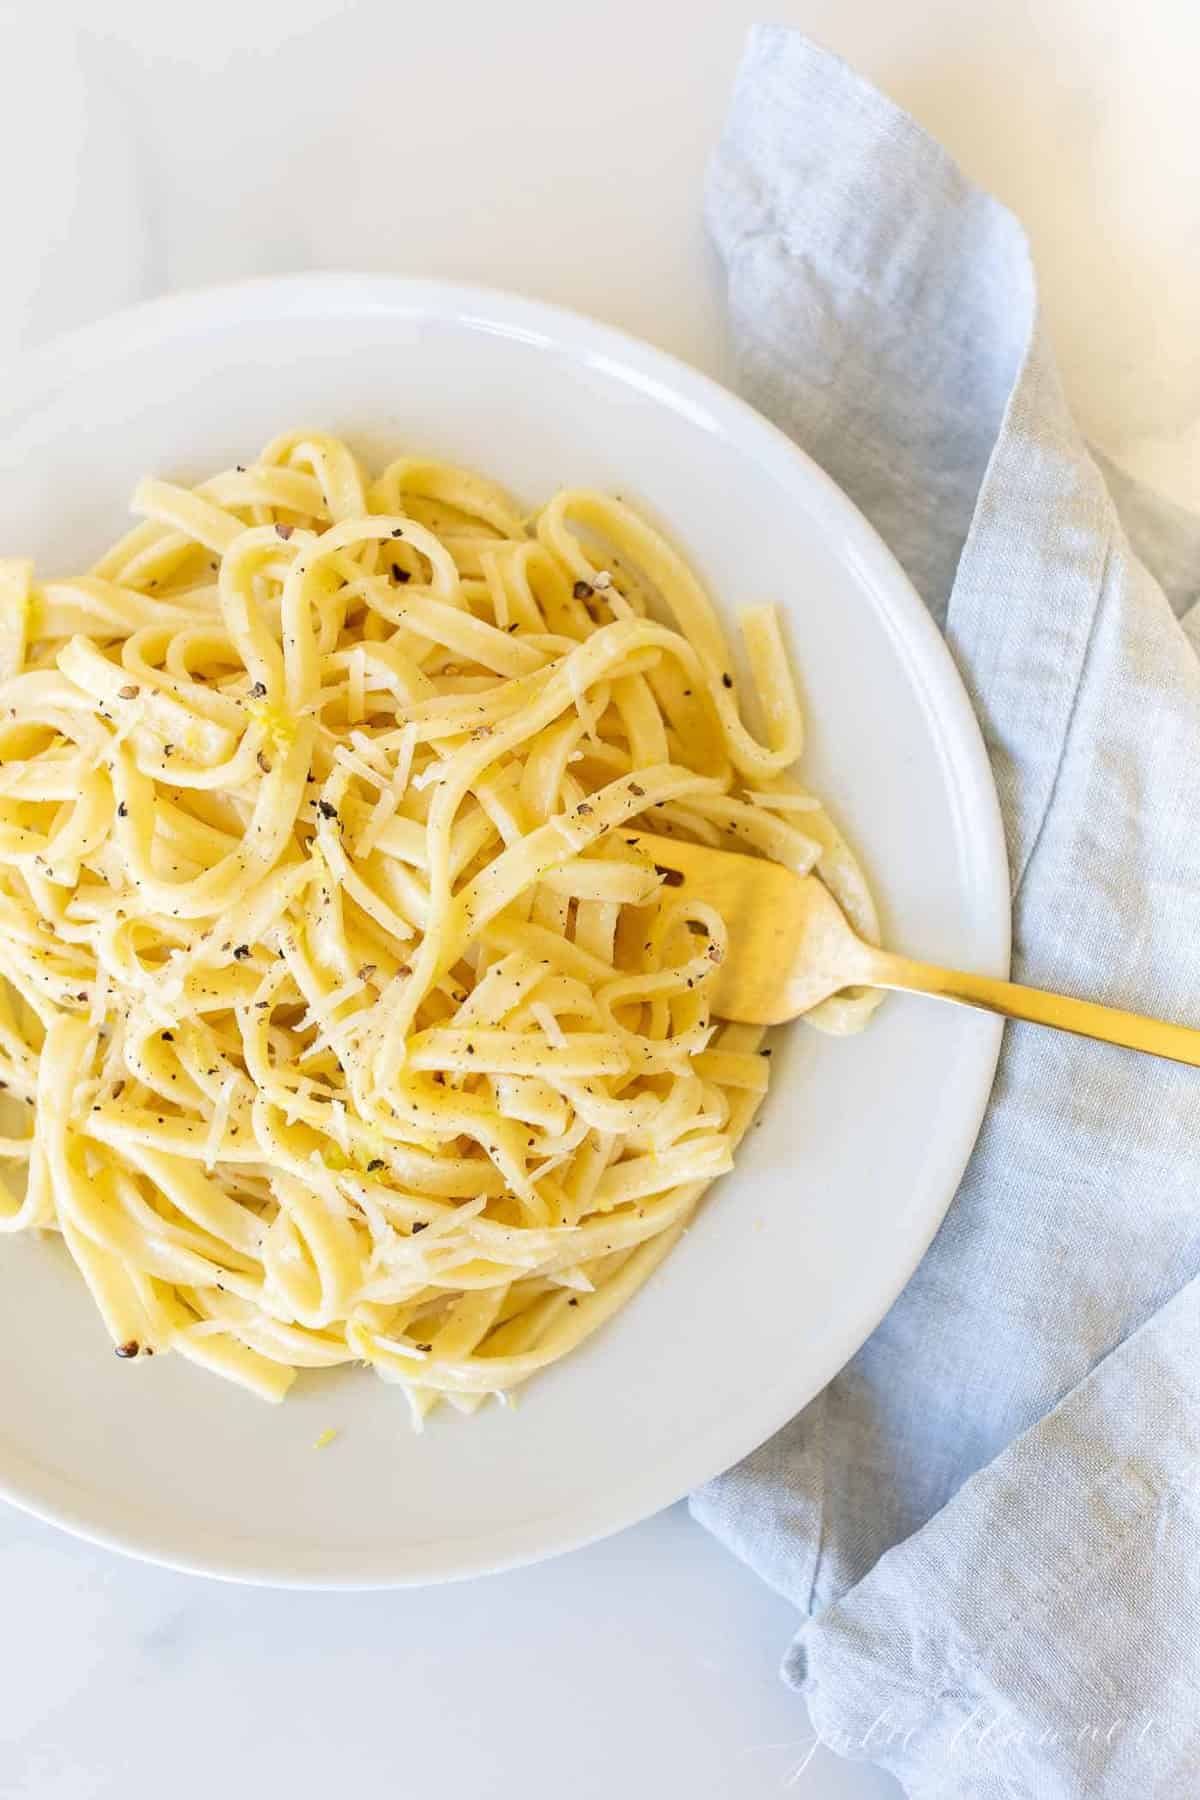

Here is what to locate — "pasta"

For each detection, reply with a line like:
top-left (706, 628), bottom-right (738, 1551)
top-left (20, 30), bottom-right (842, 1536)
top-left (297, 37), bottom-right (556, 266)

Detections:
top-left (0, 434), bottom-right (878, 1425)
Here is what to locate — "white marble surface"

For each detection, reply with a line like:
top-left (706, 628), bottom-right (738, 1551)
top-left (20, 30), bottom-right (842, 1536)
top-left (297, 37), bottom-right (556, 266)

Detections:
top-left (1, 2), bottom-right (1195, 1795)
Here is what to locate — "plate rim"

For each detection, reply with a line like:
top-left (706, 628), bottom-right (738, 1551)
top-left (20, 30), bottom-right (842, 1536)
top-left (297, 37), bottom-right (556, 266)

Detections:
top-left (0, 272), bottom-right (1011, 1585)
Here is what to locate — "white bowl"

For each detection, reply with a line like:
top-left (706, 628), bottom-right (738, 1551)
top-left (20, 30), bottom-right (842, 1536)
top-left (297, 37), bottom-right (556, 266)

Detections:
top-left (0, 276), bottom-right (1009, 1585)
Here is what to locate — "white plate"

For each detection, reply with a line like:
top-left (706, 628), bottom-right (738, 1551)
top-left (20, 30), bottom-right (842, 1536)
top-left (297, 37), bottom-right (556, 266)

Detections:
top-left (0, 276), bottom-right (1009, 1585)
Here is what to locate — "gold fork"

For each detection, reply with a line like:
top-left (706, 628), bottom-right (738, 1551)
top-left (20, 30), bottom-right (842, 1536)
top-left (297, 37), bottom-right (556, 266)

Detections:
top-left (630, 832), bottom-right (1200, 1066)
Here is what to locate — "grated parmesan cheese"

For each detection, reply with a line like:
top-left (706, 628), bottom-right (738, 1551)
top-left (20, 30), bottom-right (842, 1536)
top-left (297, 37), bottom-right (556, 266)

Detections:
top-left (531, 1001), bottom-right (567, 1050)
top-left (348, 646), bottom-right (366, 724)
top-left (409, 759), bottom-right (444, 792)
top-left (204, 1074), bottom-right (238, 1172)
top-left (743, 788), bottom-right (822, 812)
top-left (88, 962), bottom-right (110, 1030)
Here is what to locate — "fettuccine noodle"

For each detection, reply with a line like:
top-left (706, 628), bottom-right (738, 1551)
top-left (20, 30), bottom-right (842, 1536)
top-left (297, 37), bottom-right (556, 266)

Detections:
top-left (0, 435), bottom-right (878, 1424)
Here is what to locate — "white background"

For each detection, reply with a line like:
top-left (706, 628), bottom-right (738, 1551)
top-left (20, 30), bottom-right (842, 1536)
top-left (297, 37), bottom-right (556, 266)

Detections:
top-left (1, 2), bottom-right (1195, 1796)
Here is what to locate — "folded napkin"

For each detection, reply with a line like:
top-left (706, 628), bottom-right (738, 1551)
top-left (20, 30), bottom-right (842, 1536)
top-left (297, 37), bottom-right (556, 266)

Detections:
top-left (691, 28), bottom-right (1200, 1800)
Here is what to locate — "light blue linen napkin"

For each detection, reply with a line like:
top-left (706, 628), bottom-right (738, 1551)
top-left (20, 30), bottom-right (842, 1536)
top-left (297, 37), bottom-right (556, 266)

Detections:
top-left (692, 28), bottom-right (1200, 1799)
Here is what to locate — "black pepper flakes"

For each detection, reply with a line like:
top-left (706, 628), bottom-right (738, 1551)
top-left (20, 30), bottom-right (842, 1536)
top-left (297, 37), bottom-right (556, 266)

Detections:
top-left (257, 751), bottom-right (272, 774)
top-left (629, 782), bottom-right (645, 798)
top-left (115, 1340), bottom-right (140, 1359)
top-left (412, 1224), bottom-right (430, 1237)
top-left (568, 1297), bottom-right (579, 1307)
top-left (722, 672), bottom-right (733, 689)
top-left (390, 527), bottom-right (405, 538)
top-left (250, 681), bottom-right (267, 698)
top-left (233, 944), bottom-right (251, 960)
top-left (117, 801), bottom-right (128, 818)
top-left (392, 565), bottom-right (411, 583)
top-left (161, 1031), bottom-right (174, 1042)
top-left (317, 800), bottom-right (338, 821)
top-left (573, 580), bottom-right (593, 600)
top-left (367, 1158), bottom-right (385, 1172)
top-left (275, 523), bottom-right (294, 540)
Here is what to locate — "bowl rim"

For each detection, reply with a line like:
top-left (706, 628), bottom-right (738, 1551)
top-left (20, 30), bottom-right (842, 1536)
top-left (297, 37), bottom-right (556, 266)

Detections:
top-left (0, 273), bottom-right (1011, 1585)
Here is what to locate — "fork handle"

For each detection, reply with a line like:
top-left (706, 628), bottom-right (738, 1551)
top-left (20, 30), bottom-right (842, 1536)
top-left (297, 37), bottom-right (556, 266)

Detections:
top-left (864, 949), bottom-right (1200, 1069)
